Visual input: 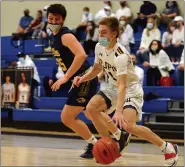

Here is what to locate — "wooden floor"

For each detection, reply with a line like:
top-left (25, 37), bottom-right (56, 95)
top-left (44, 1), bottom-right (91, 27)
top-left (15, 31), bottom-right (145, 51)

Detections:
top-left (1, 134), bottom-right (184, 166)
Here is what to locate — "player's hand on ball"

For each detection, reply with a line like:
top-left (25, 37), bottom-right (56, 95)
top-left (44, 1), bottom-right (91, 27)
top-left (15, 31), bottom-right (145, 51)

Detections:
top-left (112, 111), bottom-right (125, 129)
top-left (51, 76), bottom-right (69, 91)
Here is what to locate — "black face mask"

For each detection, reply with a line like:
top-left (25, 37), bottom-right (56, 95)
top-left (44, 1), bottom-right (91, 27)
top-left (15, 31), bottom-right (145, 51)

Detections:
top-left (133, 61), bottom-right (136, 66)
top-left (176, 22), bottom-right (181, 28)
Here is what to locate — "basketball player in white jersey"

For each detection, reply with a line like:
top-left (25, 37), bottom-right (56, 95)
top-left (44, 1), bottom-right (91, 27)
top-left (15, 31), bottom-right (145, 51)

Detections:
top-left (2, 75), bottom-right (15, 106)
top-left (17, 72), bottom-right (30, 104)
top-left (74, 17), bottom-right (178, 166)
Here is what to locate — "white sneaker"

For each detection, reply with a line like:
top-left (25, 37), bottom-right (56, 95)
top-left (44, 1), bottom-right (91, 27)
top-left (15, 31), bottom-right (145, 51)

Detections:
top-left (164, 143), bottom-right (178, 167)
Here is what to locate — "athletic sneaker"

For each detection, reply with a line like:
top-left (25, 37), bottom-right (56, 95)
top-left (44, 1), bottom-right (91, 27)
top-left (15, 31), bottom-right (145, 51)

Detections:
top-left (79, 143), bottom-right (94, 159)
top-left (118, 131), bottom-right (131, 153)
top-left (164, 143), bottom-right (178, 167)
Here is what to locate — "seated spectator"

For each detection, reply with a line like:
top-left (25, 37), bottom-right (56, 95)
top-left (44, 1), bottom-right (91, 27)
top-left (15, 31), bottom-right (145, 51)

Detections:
top-left (144, 40), bottom-right (174, 86)
top-left (168, 16), bottom-right (184, 63)
top-left (137, 17), bottom-right (161, 65)
top-left (162, 22), bottom-right (176, 48)
top-left (131, 54), bottom-right (144, 85)
top-left (15, 9), bottom-right (34, 34)
top-left (133, 1), bottom-right (157, 32)
top-left (116, 1), bottom-right (132, 20)
top-left (118, 16), bottom-right (135, 52)
top-left (160, 1), bottom-right (180, 25)
top-left (16, 52), bottom-right (40, 107)
top-left (24, 10), bottom-right (43, 39)
top-left (83, 21), bottom-right (99, 55)
top-left (176, 49), bottom-right (184, 86)
top-left (43, 64), bottom-right (71, 97)
top-left (94, 1), bottom-right (114, 24)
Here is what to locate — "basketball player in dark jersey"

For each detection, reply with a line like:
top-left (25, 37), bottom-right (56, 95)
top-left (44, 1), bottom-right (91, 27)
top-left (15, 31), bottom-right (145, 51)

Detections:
top-left (47, 4), bottom-right (129, 159)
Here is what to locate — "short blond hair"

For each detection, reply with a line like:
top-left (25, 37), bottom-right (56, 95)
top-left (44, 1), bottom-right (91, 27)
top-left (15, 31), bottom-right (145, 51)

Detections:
top-left (98, 17), bottom-right (120, 38)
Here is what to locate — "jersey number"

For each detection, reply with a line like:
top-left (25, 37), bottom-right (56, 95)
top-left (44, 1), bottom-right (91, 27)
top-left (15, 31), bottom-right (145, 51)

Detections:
top-left (104, 71), bottom-right (117, 81)
top-left (56, 58), bottom-right (67, 71)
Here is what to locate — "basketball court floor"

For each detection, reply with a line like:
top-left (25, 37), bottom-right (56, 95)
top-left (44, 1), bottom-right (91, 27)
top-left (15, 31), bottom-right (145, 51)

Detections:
top-left (1, 134), bottom-right (184, 166)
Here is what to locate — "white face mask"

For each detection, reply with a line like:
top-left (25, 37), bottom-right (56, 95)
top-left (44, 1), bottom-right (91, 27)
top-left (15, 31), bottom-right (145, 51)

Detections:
top-left (105, 11), bottom-right (111, 16)
top-left (147, 23), bottom-right (153, 29)
top-left (120, 20), bottom-right (126, 26)
top-left (19, 58), bottom-right (25, 64)
top-left (47, 23), bottom-right (61, 33)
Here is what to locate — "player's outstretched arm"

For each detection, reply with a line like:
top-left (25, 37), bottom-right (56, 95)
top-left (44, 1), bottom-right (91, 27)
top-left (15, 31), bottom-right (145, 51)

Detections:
top-left (73, 63), bottom-right (102, 87)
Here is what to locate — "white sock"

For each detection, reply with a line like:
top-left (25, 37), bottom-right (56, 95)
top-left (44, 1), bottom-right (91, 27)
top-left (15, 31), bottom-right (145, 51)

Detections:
top-left (86, 135), bottom-right (97, 145)
top-left (160, 141), bottom-right (174, 153)
top-left (160, 141), bottom-right (167, 152)
top-left (113, 129), bottom-right (121, 140)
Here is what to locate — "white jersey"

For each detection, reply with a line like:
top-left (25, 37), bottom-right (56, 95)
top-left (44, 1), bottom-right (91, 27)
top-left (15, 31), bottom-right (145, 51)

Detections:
top-left (18, 83), bottom-right (30, 103)
top-left (2, 83), bottom-right (15, 102)
top-left (95, 42), bottom-right (143, 99)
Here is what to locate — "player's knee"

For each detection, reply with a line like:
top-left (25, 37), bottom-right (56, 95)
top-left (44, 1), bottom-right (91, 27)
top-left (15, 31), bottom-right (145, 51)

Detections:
top-left (86, 103), bottom-right (96, 115)
top-left (61, 112), bottom-right (72, 127)
top-left (124, 123), bottom-right (135, 134)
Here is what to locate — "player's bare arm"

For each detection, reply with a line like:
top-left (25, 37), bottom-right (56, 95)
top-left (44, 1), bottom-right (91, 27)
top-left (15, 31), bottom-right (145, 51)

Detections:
top-left (112, 74), bottom-right (127, 128)
top-left (52, 34), bottom-right (87, 91)
top-left (73, 63), bottom-right (102, 87)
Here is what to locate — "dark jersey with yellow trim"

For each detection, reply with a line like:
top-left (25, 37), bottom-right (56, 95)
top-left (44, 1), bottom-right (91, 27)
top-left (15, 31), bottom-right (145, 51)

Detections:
top-left (51, 27), bottom-right (90, 80)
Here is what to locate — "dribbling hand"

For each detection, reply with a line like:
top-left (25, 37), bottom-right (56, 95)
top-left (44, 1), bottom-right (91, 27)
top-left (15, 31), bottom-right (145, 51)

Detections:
top-left (112, 111), bottom-right (127, 129)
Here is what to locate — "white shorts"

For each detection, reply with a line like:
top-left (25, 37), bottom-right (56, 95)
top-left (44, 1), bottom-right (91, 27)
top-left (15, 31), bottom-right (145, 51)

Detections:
top-left (98, 81), bottom-right (144, 121)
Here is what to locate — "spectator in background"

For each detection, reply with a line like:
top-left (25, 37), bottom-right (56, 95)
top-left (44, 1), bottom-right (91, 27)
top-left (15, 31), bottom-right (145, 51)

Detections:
top-left (176, 49), bottom-right (184, 86)
top-left (169, 16), bottom-right (184, 63)
top-left (83, 21), bottom-right (99, 55)
top-left (160, 1), bottom-right (179, 25)
top-left (94, 1), bottom-right (114, 24)
top-left (15, 9), bottom-right (34, 34)
top-left (16, 52), bottom-right (40, 108)
top-left (116, 1), bottom-right (132, 20)
top-left (144, 40), bottom-right (174, 86)
top-left (118, 16), bottom-right (135, 52)
top-left (43, 64), bottom-right (71, 97)
top-left (137, 17), bottom-right (161, 65)
top-left (131, 54), bottom-right (144, 85)
top-left (24, 10), bottom-right (43, 39)
top-left (77, 7), bottom-right (94, 28)
top-left (133, 1), bottom-right (157, 32)
top-left (162, 22), bottom-right (176, 48)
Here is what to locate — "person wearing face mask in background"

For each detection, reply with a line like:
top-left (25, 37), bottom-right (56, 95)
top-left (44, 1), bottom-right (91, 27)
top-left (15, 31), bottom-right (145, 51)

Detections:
top-left (131, 54), bottom-right (144, 86)
top-left (144, 40), bottom-right (174, 86)
top-left (94, 1), bottom-right (113, 25)
top-left (132, 1), bottom-right (157, 32)
top-left (118, 16), bottom-right (135, 52)
top-left (136, 17), bottom-right (161, 66)
top-left (83, 21), bottom-right (99, 55)
top-left (168, 16), bottom-right (184, 63)
top-left (116, 1), bottom-right (132, 21)
top-left (15, 9), bottom-right (34, 34)
top-left (75, 7), bottom-right (94, 41)
top-left (16, 52), bottom-right (40, 108)
top-left (160, 1), bottom-right (180, 25)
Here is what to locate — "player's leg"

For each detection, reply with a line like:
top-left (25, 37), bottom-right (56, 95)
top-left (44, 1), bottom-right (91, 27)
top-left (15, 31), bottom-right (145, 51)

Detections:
top-left (122, 105), bottom-right (178, 166)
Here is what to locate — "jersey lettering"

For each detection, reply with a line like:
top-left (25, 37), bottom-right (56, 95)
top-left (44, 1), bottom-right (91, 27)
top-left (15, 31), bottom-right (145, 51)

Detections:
top-left (52, 48), bottom-right (67, 72)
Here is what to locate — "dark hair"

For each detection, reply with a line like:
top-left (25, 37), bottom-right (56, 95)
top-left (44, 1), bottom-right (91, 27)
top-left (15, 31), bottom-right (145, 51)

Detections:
top-left (17, 52), bottom-right (25, 58)
top-left (149, 40), bottom-right (163, 55)
top-left (37, 10), bottom-right (43, 15)
top-left (87, 21), bottom-right (96, 37)
top-left (47, 4), bottom-right (67, 20)
top-left (167, 21), bottom-right (176, 33)
top-left (166, 1), bottom-right (178, 8)
top-left (99, 17), bottom-right (120, 38)
top-left (83, 7), bottom-right (89, 11)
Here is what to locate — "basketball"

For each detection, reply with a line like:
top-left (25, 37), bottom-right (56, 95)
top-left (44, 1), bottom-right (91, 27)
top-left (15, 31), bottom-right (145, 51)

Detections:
top-left (93, 137), bottom-right (120, 164)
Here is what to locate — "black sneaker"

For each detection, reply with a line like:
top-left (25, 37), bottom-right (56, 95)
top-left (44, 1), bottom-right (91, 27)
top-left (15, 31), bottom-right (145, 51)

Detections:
top-left (79, 143), bottom-right (94, 159)
top-left (118, 131), bottom-right (131, 153)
